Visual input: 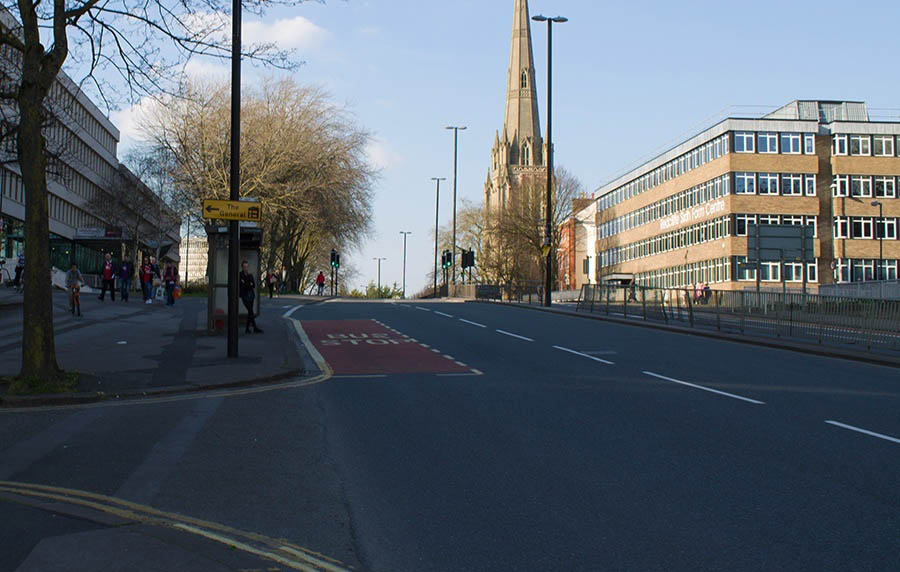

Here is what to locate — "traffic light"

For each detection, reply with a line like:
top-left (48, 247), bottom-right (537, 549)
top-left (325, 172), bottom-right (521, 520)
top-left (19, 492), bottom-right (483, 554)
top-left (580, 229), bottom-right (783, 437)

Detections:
top-left (441, 250), bottom-right (452, 269)
top-left (461, 249), bottom-right (475, 269)
top-left (330, 249), bottom-right (337, 267)
top-left (335, 253), bottom-right (340, 268)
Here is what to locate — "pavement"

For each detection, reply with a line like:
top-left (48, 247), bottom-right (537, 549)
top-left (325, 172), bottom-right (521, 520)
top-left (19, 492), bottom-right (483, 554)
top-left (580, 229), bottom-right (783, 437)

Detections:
top-left (0, 289), bottom-right (316, 405)
top-left (1, 298), bottom-right (898, 571)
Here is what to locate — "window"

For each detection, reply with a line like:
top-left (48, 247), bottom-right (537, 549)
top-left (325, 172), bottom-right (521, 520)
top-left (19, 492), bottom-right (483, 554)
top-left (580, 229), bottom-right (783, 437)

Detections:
top-left (804, 134), bottom-right (815, 155)
top-left (805, 216), bottom-right (818, 238)
top-left (805, 175), bottom-right (817, 196)
top-left (850, 176), bottom-right (872, 197)
top-left (834, 216), bottom-right (850, 238)
top-left (873, 136), bottom-right (894, 157)
top-left (849, 135), bottom-right (871, 156)
top-left (851, 217), bottom-right (874, 239)
top-left (782, 174), bottom-right (803, 196)
top-left (879, 260), bottom-right (899, 281)
top-left (735, 172), bottom-right (756, 194)
top-left (808, 262), bottom-right (818, 283)
top-left (833, 175), bottom-right (849, 197)
top-left (780, 133), bottom-right (802, 154)
top-left (782, 215), bottom-right (803, 225)
top-left (877, 218), bottom-right (897, 239)
top-left (583, 257), bottom-right (590, 275)
top-left (758, 173), bottom-right (779, 195)
top-left (758, 215), bottom-right (779, 225)
top-left (875, 176), bottom-right (896, 198)
top-left (784, 262), bottom-right (805, 282)
top-left (734, 132), bottom-right (755, 153)
top-left (736, 257), bottom-right (756, 281)
top-left (852, 259), bottom-right (875, 282)
top-left (833, 135), bottom-right (848, 155)
top-left (758, 132), bottom-right (778, 153)
top-left (521, 70), bottom-right (528, 89)
top-left (735, 214), bottom-right (756, 236)
top-left (760, 262), bottom-right (780, 282)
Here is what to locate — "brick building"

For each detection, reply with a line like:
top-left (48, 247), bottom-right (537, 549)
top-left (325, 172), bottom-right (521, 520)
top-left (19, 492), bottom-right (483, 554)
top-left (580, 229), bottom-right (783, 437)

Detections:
top-left (575, 100), bottom-right (900, 291)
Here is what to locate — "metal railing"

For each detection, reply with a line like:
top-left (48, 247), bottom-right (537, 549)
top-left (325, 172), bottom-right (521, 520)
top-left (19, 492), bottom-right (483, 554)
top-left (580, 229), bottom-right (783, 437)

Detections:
top-left (576, 284), bottom-right (900, 353)
top-left (818, 280), bottom-right (900, 301)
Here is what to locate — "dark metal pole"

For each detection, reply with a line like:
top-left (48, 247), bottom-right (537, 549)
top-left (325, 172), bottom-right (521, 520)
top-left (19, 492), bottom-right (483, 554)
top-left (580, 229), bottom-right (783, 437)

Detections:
top-left (227, 0), bottom-right (242, 358)
top-left (400, 231), bottom-right (411, 299)
top-left (543, 21), bottom-right (554, 307)
top-left (447, 126), bottom-right (466, 284)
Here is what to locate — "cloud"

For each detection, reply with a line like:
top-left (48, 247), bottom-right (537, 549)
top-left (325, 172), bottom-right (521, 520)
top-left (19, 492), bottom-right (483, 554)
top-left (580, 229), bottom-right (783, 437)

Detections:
top-left (183, 58), bottom-right (230, 80)
top-left (366, 138), bottom-right (404, 170)
top-left (244, 16), bottom-right (329, 51)
top-left (109, 97), bottom-right (164, 150)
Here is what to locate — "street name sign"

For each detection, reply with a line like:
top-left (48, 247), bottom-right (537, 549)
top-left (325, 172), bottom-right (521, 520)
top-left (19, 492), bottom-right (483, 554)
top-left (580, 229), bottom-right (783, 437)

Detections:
top-left (202, 199), bottom-right (262, 222)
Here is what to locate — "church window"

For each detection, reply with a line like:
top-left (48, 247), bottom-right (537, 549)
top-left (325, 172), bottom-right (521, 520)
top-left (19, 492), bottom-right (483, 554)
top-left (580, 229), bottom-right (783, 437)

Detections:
top-left (521, 70), bottom-right (528, 89)
top-left (522, 144), bottom-right (530, 165)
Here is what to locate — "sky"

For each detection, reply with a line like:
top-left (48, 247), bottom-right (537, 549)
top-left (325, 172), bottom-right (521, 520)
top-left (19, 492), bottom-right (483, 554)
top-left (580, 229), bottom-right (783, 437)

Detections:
top-left (109, 0), bottom-right (900, 293)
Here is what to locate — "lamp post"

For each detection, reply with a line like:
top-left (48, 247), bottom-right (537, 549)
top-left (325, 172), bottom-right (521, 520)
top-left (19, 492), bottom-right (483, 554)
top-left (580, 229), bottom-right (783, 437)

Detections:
top-left (373, 257), bottom-right (386, 298)
top-left (532, 14), bottom-right (567, 307)
top-left (227, 0), bottom-right (243, 357)
top-left (432, 177), bottom-right (446, 298)
top-left (872, 200), bottom-right (884, 280)
top-left (446, 126), bottom-right (466, 285)
top-left (399, 231), bottom-right (411, 299)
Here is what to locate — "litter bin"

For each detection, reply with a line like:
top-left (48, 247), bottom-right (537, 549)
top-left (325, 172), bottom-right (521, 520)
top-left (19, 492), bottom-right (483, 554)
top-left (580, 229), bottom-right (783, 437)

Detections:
top-left (206, 224), bottom-right (263, 333)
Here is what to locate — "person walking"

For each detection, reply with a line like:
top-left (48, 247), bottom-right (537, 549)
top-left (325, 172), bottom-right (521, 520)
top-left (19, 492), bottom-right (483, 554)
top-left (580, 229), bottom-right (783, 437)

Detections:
top-left (141, 258), bottom-right (153, 304)
top-left (119, 255), bottom-right (133, 302)
top-left (267, 270), bottom-right (277, 299)
top-left (65, 262), bottom-right (84, 316)
top-left (316, 271), bottom-right (326, 296)
top-left (163, 260), bottom-right (178, 306)
top-left (240, 261), bottom-right (262, 333)
top-left (98, 252), bottom-right (117, 301)
top-left (13, 250), bottom-right (24, 288)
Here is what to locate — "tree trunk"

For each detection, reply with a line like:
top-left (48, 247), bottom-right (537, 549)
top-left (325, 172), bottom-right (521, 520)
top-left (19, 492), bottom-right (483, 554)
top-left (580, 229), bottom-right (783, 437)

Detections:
top-left (18, 86), bottom-right (61, 380)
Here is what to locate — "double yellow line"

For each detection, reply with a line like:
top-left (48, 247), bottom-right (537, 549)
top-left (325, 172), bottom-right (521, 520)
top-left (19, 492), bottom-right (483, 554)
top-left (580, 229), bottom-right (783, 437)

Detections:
top-left (0, 480), bottom-right (351, 572)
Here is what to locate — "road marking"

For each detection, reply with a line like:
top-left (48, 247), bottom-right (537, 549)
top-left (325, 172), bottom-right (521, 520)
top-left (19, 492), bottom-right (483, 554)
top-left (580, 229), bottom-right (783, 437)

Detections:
top-left (437, 372), bottom-right (481, 377)
top-left (331, 374), bottom-right (389, 379)
top-left (496, 329), bottom-right (534, 342)
top-left (459, 318), bottom-right (486, 328)
top-left (825, 420), bottom-right (900, 445)
top-left (443, 355), bottom-right (455, 360)
top-left (415, 306), bottom-right (431, 312)
top-left (434, 311), bottom-right (454, 318)
top-left (431, 348), bottom-right (441, 353)
top-left (552, 345), bottom-right (614, 365)
top-left (643, 371), bottom-right (765, 405)
top-left (282, 305), bottom-right (305, 318)
top-left (116, 341), bottom-right (127, 345)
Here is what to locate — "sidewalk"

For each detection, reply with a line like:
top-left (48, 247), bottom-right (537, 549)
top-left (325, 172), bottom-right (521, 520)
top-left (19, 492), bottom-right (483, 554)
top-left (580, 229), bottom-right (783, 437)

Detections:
top-left (0, 291), bottom-right (318, 406)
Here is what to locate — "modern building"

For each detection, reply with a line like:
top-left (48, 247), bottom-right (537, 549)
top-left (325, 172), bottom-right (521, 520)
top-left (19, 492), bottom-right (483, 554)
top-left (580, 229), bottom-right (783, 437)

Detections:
top-left (0, 7), bottom-right (178, 274)
top-left (572, 100), bottom-right (900, 291)
top-left (179, 235), bottom-right (208, 285)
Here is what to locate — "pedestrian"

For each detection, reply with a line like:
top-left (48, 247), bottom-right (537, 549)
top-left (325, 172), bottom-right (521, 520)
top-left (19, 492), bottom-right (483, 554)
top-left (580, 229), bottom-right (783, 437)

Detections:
top-left (65, 262), bottom-right (84, 316)
top-left (141, 258), bottom-right (154, 304)
top-left (97, 252), bottom-right (116, 301)
top-left (316, 271), bottom-right (326, 296)
top-left (627, 280), bottom-right (638, 302)
top-left (267, 270), bottom-right (277, 299)
top-left (163, 260), bottom-right (178, 306)
top-left (703, 282), bottom-right (711, 304)
top-left (119, 255), bottom-right (133, 302)
top-left (240, 260), bottom-right (263, 333)
top-left (279, 269), bottom-right (288, 295)
top-left (13, 250), bottom-right (24, 287)
top-left (149, 256), bottom-right (161, 302)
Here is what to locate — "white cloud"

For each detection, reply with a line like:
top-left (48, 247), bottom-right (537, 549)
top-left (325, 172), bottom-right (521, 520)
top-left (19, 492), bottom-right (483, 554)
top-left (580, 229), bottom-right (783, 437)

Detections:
top-left (183, 58), bottom-right (230, 80)
top-left (366, 138), bottom-right (404, 170)
top-left (244, 16), bottom-right (329, 51)
top-left (109, 97), bottom-right (164, 151)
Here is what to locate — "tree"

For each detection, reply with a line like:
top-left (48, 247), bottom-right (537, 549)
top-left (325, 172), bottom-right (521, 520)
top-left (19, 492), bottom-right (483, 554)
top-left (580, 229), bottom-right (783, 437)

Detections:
top-left (139, 77), bottom-right (375, 294)
top-left (0, 0), bottom-right (308, 381)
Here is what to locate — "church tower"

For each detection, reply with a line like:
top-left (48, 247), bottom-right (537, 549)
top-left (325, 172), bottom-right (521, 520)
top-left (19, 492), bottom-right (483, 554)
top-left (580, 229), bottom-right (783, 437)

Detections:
top-left (484, 0), bottom-right (546, 214)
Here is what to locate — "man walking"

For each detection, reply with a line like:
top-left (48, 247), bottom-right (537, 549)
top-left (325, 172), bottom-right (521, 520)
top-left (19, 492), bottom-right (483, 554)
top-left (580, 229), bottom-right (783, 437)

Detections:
top-left (163, 260), bottom-right (178, 306)
top-left (65, 262), bottom-right (84, 316)
top-left (239, 260), bottom-right (262, 333)
top-left (316, 271), bottom-right (326, 296)
top-left (98, 252), bottom-right (116, 301)
top-left (13, 250), bottom-right (24, 288)
top-left (119, 255), bottom-right (133, 302)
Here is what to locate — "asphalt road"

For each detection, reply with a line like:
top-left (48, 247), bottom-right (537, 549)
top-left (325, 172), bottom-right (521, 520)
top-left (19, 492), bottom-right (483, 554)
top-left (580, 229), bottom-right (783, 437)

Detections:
top-left (2, 297), bottom-right (898, 571)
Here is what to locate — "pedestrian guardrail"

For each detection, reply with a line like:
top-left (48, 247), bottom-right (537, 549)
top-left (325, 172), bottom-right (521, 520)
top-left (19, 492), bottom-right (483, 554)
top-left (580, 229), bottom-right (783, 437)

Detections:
top-left (575, 284), bottom-right (900, 353)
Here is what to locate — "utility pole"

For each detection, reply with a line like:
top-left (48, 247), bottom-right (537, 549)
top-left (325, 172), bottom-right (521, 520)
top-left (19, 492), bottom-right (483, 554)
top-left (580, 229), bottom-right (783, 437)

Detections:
top-left (533, 14), bottom-right (567, 308)
top-left (446, 126), bottom-right (466, 285)
top-left (227, 0), bottom-right (243, 357)
top-left (399, 231), bottom-right (411, 299)
top-left (373, 257), bottom-right (386, 298)
top-left (432, 177), bottom-right (446, 298)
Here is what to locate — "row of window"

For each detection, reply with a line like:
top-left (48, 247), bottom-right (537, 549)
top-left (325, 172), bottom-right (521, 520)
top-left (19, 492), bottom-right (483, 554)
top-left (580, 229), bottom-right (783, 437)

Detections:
top-left (735, 257), bottom-right (819, 283)
top-left (832, 175), bottom-right (899, 198)
top-left (833, 216), bottom-right (899, 240)
top-left (596, 134), bottom-right (731, 212)
top-left (833, 134), bottom-right (899, 157)
top-left (734, 214), bottom-right (817, 237)
top-left (734, 131), bottom-right (816, 155)
top-left (597, 175), bottom-right (731, 239)
top-left (834, 259), bottom-right (899, 282)
top-left (599, 216), bottom-right (732, 268)
top-left (734, 172), bottom-right (817, 196)
top-left (635, 257), bottom-right (733, 289)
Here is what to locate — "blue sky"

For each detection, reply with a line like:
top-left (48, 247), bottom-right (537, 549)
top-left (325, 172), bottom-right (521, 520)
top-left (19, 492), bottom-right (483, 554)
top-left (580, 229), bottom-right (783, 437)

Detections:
top-left (114, 0), bottom-right (900, 292)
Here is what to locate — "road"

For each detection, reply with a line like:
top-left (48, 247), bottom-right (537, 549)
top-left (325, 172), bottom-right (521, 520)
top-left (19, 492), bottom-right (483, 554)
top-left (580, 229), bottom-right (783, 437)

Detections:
top-left (2, 298), bottom-right (898, 571)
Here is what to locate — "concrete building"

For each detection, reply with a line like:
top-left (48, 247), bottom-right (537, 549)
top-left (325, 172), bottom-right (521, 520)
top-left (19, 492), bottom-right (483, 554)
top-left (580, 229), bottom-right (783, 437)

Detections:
top-left (572, 100), bottom-right (900, 291)
top-left (0, 7), bottom-right (178, 274)
top-left (179, 235), bottom-right (208, 285)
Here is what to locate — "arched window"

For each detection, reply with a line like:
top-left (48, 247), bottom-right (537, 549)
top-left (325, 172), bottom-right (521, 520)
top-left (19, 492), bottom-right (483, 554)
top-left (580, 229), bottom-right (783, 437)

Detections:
top-left (522, 144), bottom-right (530, 165)
top-left (521, 70), bottom-right (528, 89)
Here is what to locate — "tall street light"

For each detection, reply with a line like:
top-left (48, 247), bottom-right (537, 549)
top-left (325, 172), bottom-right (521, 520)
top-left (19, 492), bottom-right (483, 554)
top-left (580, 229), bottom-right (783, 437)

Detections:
top-left (446, 126), bottom-right (466, 285)
top-left (227, 0), bottom-right (243, 357)
top-left (872, 200), bottom-right (884, 280)
top-left (399, 231), bottom-right (412, 299)
top-left (532, 14), bottom-right (567, 308)
top-left (432, 177), bottom-right (446, 298)
top-left (373, 257), bottom-right (386, 298)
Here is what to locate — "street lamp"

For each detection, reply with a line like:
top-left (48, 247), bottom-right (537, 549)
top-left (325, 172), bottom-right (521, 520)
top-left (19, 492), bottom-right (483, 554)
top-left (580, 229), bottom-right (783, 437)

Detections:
top-left (399, 231), bottom-right (412, 299)
top-left (872, 200), bottom-right (884, 280)
top-left (532, 14), bottom-right (567, 307)
top-left (432, 177), bottom-right (446, 298)
top-left (226, 0), bottom-right (243, 357)
top-left (373, 257), bottom-right (386, 298)
top-left (446, 126), bottom-right (466, 285)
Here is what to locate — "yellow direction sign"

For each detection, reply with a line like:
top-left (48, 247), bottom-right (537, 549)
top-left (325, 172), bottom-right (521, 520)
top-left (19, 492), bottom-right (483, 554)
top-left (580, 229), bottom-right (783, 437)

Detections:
top-left (202, 199), bottom-right (261, 222)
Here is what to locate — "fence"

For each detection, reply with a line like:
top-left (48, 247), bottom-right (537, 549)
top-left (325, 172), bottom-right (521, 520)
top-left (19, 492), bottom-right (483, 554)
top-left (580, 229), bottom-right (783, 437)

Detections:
top-left (818, 280), bottom-right (900, 301)
top-left (575, 284), bottom-right (900, 353)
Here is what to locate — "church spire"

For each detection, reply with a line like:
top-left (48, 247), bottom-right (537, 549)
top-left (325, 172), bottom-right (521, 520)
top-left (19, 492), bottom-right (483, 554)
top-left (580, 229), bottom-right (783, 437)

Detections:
top-left (503, 0), bottom-right (542, 166)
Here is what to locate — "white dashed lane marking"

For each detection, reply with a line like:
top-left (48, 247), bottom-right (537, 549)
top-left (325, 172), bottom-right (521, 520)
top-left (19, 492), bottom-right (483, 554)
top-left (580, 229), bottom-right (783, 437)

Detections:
top-left (496, 329), bottom-right (534, 342)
